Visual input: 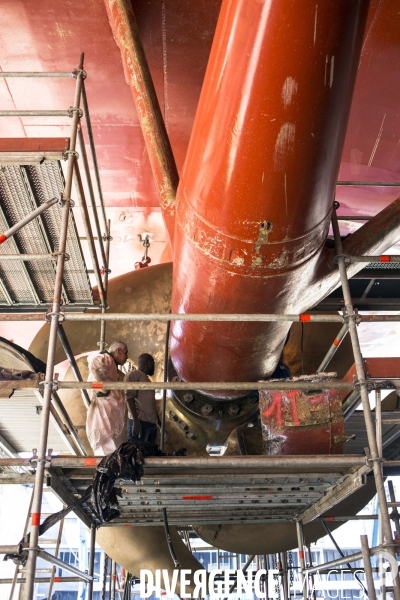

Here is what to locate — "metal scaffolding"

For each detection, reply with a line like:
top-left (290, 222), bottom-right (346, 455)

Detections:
top-left (0, 63), bottom-right (399, 600)
top-left (0, 56), bottom-right (109, 599)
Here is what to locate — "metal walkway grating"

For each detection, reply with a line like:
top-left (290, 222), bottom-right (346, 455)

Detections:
top-left (0, 455), bottom-right (370, 528)
top-left (0, 160), bottom-right (93, 308)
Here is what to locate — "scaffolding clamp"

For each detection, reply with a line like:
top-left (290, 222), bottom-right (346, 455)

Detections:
top-left (62, 149), bottom-right (79, 161)
top-left (67, 107), bottom-right (83, 118)
top-left (364, 447), bottom-right (383, 469)
top-left (353, 378), bottom-right (374, 393)
top-left (46, 311), bottom-right (65, 323)
top-left (333, 253), bottom-right (352, 265)
top-left (39, 380), bottom-right (59, 392)
top-left (58, 196), bottom-right (75, 208)
top-left (341, 308), bottom-right (362, 325)
top-left (72, 67), bottom-right (87, 80)
top-left (51, 251), bottom-right (70, 262)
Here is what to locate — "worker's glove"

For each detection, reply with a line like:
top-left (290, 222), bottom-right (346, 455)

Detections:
top-left (132, 420), bottom-right (142, 438)
top-left (96, 390), bottom-right (110, 398)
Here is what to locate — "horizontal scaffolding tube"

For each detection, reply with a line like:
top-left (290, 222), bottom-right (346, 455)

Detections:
top-left (305, 544), bottom-right (393, 575)
top-left (343, 255), bottom-right (400, 263)
top-left (0, 380), bottom-right (356, 392)
top-left (0, 197), bottom-right (59, 244)
top-left (0, 545), bottom-right (22, 555)
top-left (318, 515), bottom-right (379, 521)
top-left (0, 72), bottom-right (75, 78)
top-left (0, 577), bottom-right (84, 584)
top-left (0, 455), bottom-right (368, 469)
top-left (337, 181), bottom-right (400, 187)
top-left (0, 111), bottom-right (70, 117)
top-left (0, 254), bottom-right (58, 261)
top-left (0, 313), bottom-right (400, 323)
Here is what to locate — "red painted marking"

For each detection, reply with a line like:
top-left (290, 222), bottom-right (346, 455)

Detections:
top-left (299, 550), bottom-right (304, 559)
top-left (182, 495), bottom-right (213, 500)
top-left (84, 457), bottom-right (97, 466)
top-left (0, 234), bottom-right (7, 244)
top-left (54, 576), bottom-right (61, 582)
top-left (380, 255), bottom-right (390, 262)
top-left (92, 382), bottom-right (103, 389)
top-left (31, 513), bottom-right (40, 526)
top-left (123, 524), bottom-right (132, 527)
top-left (326, 516), bottom-right (335, 521)
top-left (287, 390), bottom-right (300, 426)
top-left (333, 338), bottom-right (340, 346)
top-left (263, 392), bottom-right (282, 425)
top-left (299, 314), bottom-right (311, 322)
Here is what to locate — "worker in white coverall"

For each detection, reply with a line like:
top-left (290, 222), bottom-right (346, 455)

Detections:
top-left (86, 341), bottom-right (128, 455)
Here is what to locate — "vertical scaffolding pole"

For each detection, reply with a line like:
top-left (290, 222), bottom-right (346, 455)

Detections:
top-left (87, 525), bottom-right (96, 600)
top-left (81, 81), bottom-right (108, 233)
top-left (360, 535), bottom-right (377, 600)
top-left (99, 219), bottom-right (112, 352)
top-left (332, 204), bottom-right (400, 600)
top-left (280, 552), bottom-right (289, 600)
top-left (9, 488), bottom-right (35, 600)
top-left (388, 481), bottom-right (400, 546)
top-left (376, 388), bottom-right (386, 597)
top-left (160, 320), bottom-right (171, 452)
top-left (109, 559), bottom-right (114, 600)
top-left (24, 54), bottom-right (85, 600)
top-left (47, 512), bottom-right (65, 600)
top-left (264, 555), bottom-right (268, 600)
top-left (77, 126), bottom-right (106, 263)
top-left (296, 521), bottom-right (307, 600)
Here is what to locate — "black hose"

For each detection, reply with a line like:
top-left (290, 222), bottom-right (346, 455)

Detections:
top-left (162, 508), bottom-right (181, 568)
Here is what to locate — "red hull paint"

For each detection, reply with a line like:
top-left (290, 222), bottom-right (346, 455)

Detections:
top-left (171, 0), bottom-right (369, 395)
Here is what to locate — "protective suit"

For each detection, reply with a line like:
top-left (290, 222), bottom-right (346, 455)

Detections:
top-left (86, 351), bottom-right (126, 455)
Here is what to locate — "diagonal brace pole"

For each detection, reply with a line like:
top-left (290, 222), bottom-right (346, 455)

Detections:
top-left (0, 197), bottom-right (59, 245)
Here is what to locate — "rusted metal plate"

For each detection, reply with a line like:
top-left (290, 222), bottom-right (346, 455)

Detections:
top-left (259, 388), bottom-right (345, 455)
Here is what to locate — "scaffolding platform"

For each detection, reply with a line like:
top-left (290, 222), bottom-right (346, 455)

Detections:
top-left (0, 139), bottom-right (94, 310)
top-left (0, 455), bottom-right (370, 528)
